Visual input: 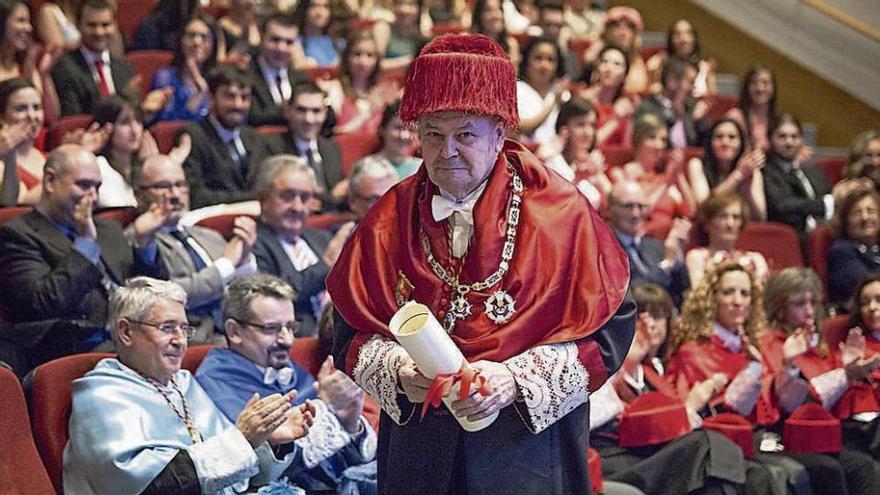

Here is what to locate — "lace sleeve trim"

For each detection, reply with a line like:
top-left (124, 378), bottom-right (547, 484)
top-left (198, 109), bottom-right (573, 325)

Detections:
top-left (351, 335), bottom-right (412, 425)
top-left (505, 342), bottom-right (590, 434)
top-left (294, 399), bottom-right (351, 469)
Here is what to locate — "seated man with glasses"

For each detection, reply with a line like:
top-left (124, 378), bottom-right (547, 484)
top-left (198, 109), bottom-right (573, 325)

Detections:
top-left (64, 277), bottom-right (315, 494)
top-left (607, 180), bottom-right (691, 307)
top-left (252, 155), bottom-right (351, 337)
top-left (197, 274), bottom-right (377, 495)
top-left (131, 154), bottom-right (258, 344)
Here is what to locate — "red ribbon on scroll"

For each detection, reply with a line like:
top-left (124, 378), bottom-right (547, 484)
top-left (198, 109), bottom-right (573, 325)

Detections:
top-left (420, 363), bottom-right (493, 420)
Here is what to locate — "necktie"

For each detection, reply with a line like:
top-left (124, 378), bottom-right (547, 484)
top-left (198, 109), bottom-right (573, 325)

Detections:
top-left (627, 240), bottom-right (649, 275)
top-left (263, 366), bottom-right (295, 386)
top-left (170, 230), bottom-right (208, 271)
top-left (226, 139), bottom-right (246, 176)
top-left (93, 59), bottom-right (111, 96)
top-left (62, 225), bottom-right (119, 293)
top-left (791, 167), bottom-right (818, 231)
top-left (305, 146), bottom-right (327, 192)
top-left (290, 237), bottom-right (319, 271)
top-left (275, 73), bottom-right (286, 105)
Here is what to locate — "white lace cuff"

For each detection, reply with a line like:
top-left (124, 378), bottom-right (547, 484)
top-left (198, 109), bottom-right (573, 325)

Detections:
top-left (186, 427), bottom-right (257, 493)
top-left (776, 376), bottom-right (811, 414)
top-left (588, 380), bottom-right (623, 431)
top-left (294, 399), bottom-right (352, 469)
top-left (810, 368), bottom-right (848, 409)
top-left (505, 342), bottom-right (590, 434)
top-left (351, 335), bottom-right (413, 425)
top-left (724, 363), bottom-right (762, 416)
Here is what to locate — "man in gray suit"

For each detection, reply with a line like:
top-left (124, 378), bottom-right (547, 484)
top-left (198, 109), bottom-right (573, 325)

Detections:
top-left (131, 155), bottom-right (258, 344)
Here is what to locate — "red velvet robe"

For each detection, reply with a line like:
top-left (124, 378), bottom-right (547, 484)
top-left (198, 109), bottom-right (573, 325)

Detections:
top-left (327, 140), bottom-right (631, 390)
top-left (666, 337), bottom-right (779, 426)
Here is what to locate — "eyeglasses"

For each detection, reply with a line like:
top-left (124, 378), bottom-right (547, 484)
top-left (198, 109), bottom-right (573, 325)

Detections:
top-left (140, 180), bottom-right (189, 192)
top-left (130, 319), bottom-right (197, 338)
top-left (235, 319), bottom-right (300, 337)
top-left (277, 189), bottom-right (315, 204)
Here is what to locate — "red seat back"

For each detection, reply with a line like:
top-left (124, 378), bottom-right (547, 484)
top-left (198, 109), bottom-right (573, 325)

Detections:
top-left (125, 50), bottom-right (174, 94)
top-left (149, 119), bottom-right (187, 154)
top-left (47, 114), bottom-right (93, 149)
top-left (303, 67), bottom-right (339, 82)
top-left (734, 221), bottom-right (804, 272)
top-left (600, 145), bottom-right (634, 169)
top-left (118, 0), bottom-right (159, 48)
top-left (290, 336), bottom-right (324, 376)
top-left (0, 366), bottom-right (55, 494)
top-left (816, 155), bottom-right (847, 186)
top-left (306, 212), bottom-right (356, 231)
top-left (0, 205), bottom-right (32, 225)
top-left (257, 125), bottom-right (289, 138)
top-left (96, 206), bottom-right (140, 228)
top-left (183, 345), bottom-right (215, 373)
top-left (821, 314), bottom-right (851, 351)
top-left (336, 132), bottom-right (380, 176)
top-left (196, 213), bottom-right (258, 239)
top-left (704, 94), bottom-right (738, 122)
top-left (29, 353), bottom-right (113, 493)
top-left (807, 224), bottom-right (833, 291)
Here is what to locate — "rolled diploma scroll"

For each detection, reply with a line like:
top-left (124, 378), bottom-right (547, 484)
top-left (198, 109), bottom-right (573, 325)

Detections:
top-left (389, 301), bottom-right (499, 432)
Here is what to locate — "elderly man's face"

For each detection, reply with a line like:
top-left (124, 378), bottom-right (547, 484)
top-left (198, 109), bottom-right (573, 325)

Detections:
top-left (44, 149), bottom-right (102, 225)
top-left (228, 295), bottom-right (296, 369)
top-left (123, 297), bottom-right (189, 383)
top-left (261, 168), bottom-right (316, 240)
top-left (349, 174), bottom-right (396, 219)
top-left (136, 157), bottom-right (190, 226)
top-left (608, 184), bottom-right (649, 237)
top-left (419, 112), bottom-right (504, 200)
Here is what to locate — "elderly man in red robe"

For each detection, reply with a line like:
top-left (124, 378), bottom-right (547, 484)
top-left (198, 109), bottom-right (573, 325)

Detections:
top-left (327, 33), bottom-right (635, 494)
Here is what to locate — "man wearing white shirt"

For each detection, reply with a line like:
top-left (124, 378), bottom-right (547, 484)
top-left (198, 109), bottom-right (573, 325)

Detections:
top-left (52, 0), bottom-right (135, 116)
top-left (252, 155), bottom-right (349, 337)
top-left (131, 154), bottom-right (258, 344)
top-left (248, 12), bottom-right (308, 126)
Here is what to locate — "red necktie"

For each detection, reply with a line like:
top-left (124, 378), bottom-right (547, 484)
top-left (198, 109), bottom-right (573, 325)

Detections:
top-left (94, 59), bottom-right (110, 96)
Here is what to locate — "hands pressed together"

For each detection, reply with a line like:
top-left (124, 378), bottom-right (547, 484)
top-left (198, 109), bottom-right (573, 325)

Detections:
top-left (236, 390), bottom-right (316, 448)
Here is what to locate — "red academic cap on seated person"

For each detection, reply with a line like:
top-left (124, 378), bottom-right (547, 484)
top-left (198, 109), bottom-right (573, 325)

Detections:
top-left (618, 392), bottom-right (691, 448)
top-left (783, 403), bottom-right (842, 454)
top-left (399, 33), bottom-right (519, 131)
top-left (702, 413), bottom-right (755, 459)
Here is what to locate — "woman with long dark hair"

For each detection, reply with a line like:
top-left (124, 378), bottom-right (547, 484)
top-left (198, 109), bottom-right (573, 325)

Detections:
top-left (646, 18), bottom-right (715, 97)
top-left (726, 65), bottom-right (777, 151)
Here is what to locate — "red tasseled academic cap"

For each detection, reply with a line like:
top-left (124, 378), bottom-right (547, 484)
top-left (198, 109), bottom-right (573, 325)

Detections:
top-left (400, 33), bottom-right (519, 130)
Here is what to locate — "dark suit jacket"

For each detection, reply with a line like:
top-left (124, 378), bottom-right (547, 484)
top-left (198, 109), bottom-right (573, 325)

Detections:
top-left (253, 220), bottom-right (331, 337)
top-left (246, 57), bottom-right (308, 126)
top-left (635, 95), bottom-right (708, 147)
top-left (0, 210), bottom-right (164, 366)
top-left (272, 132), bottom-right (344, 206)
top-left (827, 238), bottom-right (880, 306)
top-left (616, 232), bottom-right (690, 307)
top-left (177, 118), bottom-right (277, 208)
top-left (763, 153), bottom-right (831, 235)
top-left (51, 50), bottom-right (135, 116)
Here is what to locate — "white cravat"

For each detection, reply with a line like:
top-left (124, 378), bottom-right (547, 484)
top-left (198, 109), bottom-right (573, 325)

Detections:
top-left (431, 182), bottom-right (487, 258)
top-left (713, 323), bottom-right (742, 353)
top-left (262, 366), bottom-right (294, 386)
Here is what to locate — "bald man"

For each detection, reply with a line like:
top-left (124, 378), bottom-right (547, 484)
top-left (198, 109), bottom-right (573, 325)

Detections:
top-left (0, 145), bottom-right (167, 374)
top-left (131, 155), bottom-right (258, 344)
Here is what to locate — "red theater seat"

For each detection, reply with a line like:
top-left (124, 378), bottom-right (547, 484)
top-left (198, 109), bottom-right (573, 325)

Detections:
top-left (808, 224), bottom-right (833, 290)
top-left (96, 206), bottom-right (140, 228)
top-left (0, 366), bottom-right (54, 494)
top-left (816, 155), bottom-right (847, 186)
top-left (149, 119), bottom-right (188, 154)
top-left (47, 114), bottom-right (93, 149)
top-left (196, 213), bottom-right (258, 239)
top-left (125, 50), bottom-right (174, 94)
top-left (735, 221), bottom-right (804, 272)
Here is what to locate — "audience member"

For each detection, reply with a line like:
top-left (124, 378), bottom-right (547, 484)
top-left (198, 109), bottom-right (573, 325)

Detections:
top-left (63, 276), bottom-right (314, 494)
top-left (842, 130), bottom-right (880, 190)
top-left (350, 100), bottom-right (419, 181)
top-left (563, 0), bottom-right (604, 41)
top-left (635, 56), bottom-right (709, 149)
top-left (646, 18), bottom-right (716, 97)
top-left (537, 0), bottom-right (578, 79)
top-left (579, 44), bottom-right (635, 148)
top-left (197, 273), bottom-right (378, 494)
top-left (51, 0), bottom-right (135, 116)
top-left (132, 154), bottom-right (258, 344)
top-left (760, 268), bottom-right (880, 494)
top-left (687, 118), bottom-right (767, 220)
top-left (827, 188), bottom-right (880, 309)
top-left (726, 65), bottom-right (777, 151)
top-left (247, 11), bottom-right (308, 127)
top-left (132, 0), bottom-right (200, 52)
top-left (685, 193), bottom-right (769, 288)
top-left (321, 30), bottom-right (396, 135)
top-left (607, 180), bottom-right (690, 307)
top-left (218, 0), bottom-right (262, 55)
top-left (91, 95), bottom-right (148, 208)
top-left (345, 157), bottom-right (397, 222)
top-left (178, 65), bottom-right (277, 208)
top-left (274, 80), bottom-right (344, 207)
top-left (0, 144), bottom-right (166, 373)
top-left (516, 37), bottom-right (567, 147)
top-left (252, 155), bottom-right (349, 337)
top-left (0, 78), bottom-right (47, 205)
top-left (469, 0), bottom-right (521, 69)
top-left (373, 0), bottom-right (427, 68)
top-left (614, 113), bottom-right (696, 240)
top-left (582, 6), bottom-right (647, 94)
top-left (149, 15), bottom-right (220, 123)
top-left (543, 95), bottom-right (610, 209)
top-left (0, 0), bottom-right (61, 122)
top-left (763, 113), bottom-right (831, 236)
top-left (293, 0), bottom-right (341, 68)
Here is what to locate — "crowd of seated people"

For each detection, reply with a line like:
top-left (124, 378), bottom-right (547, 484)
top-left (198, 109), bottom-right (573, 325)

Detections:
top-left (0, 1), bottom-right (879, 493)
